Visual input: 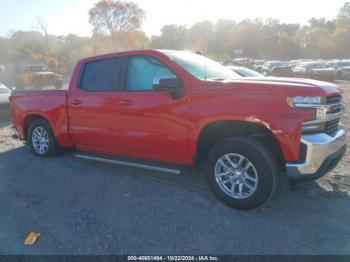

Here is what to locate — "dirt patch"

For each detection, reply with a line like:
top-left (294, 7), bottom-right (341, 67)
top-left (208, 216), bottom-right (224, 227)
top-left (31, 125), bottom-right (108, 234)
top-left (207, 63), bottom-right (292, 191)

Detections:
top-left (0, 126), bottom-right (23, 153)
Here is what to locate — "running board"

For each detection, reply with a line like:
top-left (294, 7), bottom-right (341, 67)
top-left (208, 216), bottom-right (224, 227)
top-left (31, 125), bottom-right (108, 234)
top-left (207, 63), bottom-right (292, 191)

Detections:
top-left (75, 153), bottom-right (181, 175)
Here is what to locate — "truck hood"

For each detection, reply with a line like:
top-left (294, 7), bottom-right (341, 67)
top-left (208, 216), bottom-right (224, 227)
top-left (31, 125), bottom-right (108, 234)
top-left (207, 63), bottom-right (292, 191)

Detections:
top-left (199, 77), bottom-right (342, 97)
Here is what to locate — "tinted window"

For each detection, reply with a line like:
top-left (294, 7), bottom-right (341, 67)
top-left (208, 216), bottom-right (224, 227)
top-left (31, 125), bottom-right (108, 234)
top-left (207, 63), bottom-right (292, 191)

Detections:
top-left (127, 56), bottom-right (174, 91)
top-left (81, 58), bottom-right (122, 92)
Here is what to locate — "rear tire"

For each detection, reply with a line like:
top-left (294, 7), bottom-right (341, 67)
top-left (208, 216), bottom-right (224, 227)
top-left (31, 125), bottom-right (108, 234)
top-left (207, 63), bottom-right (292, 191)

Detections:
top-left (28, 118), bottom-right (60, 157)
top-left (205, 137), bottom-right (278, 210)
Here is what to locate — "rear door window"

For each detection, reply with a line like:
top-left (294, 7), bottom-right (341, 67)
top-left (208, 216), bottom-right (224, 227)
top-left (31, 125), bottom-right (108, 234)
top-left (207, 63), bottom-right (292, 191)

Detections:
top-left (81, 57), bottom-right (122, 92)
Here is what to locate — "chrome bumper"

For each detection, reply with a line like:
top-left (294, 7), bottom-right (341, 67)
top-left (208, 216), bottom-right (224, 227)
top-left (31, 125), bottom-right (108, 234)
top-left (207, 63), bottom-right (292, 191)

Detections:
top-left (286, 128), bottom-right (347, 180)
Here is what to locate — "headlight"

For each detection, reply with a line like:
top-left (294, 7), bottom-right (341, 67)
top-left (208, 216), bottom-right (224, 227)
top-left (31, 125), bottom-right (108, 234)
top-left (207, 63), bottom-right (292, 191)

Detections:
top-left (286, 96), bottom-right (324, 108)
top-left (287, 96), bottom-right (328, 123)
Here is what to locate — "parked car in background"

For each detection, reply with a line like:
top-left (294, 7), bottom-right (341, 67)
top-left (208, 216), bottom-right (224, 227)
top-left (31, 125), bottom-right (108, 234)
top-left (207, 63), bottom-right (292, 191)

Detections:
top-left (329, 61), bottom-right (350, 80)
top-left (293, 62), bottom-right (335, 82)
top-left (233, 58), bottom-right (252, 67)
top-left (252, 60), bottom-right (265, 72)
top-left (0, 83), bottom-right (11, 123)
top-left (228, 66), bottom-right (264, 77)
top-left (261, 61), bottom-right (293, 77)
top-left (221, 60), bottom-right (239, 66)
top-left (335, 66), bottom-right (350, 80)
top-left (14, 64), bottom-right (64, 90)
top-left (287, 60), bottom-right (303, 69)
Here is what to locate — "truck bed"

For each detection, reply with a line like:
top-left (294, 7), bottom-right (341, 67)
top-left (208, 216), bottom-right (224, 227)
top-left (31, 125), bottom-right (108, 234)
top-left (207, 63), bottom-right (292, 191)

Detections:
top-left (10, 90), bottom-right (72, 146)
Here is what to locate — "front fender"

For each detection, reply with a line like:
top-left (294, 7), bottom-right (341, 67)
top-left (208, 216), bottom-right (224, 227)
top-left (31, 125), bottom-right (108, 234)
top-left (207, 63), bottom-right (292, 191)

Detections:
top-left (188, 91), bottom-right (314, 163)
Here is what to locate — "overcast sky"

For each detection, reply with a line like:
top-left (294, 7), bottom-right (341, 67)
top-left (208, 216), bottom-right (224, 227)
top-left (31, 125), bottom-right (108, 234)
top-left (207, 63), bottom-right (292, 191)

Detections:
top-left (0, 0), bottom-right (347, 37)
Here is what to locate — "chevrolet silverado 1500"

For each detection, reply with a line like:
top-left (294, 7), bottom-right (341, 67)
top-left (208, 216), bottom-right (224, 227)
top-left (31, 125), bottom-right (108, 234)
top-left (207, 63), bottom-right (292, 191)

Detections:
top-left (10, 50), bottom-right (347, 210)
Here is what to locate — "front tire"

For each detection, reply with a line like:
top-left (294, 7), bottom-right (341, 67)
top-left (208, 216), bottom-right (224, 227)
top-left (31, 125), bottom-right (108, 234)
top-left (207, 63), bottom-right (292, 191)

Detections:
top-left (205, 137), bottom-right (278, 210)
top-left (28, 119), bottom-right (60, 157)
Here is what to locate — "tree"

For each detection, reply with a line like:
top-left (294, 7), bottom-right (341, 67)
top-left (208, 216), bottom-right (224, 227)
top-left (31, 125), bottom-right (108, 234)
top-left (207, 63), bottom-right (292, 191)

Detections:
top-left (58, 34), bottom-right (93, 75)
top-left (89, 0), bottom-right (145, 50)
top-left (338, 2), bottom-right (350, 23)
top-left (10, 31), bottom-right (46, 62)
top-left (308, 18), bottom-right (335, 31)
top-left (35, 17), bottom-right (50, 54)
top-left (151, 24), bottom-right (190, 50)
top-left (212, 19), bottom-right (236, 58)
top-left (332, 26), bottom-right (350, 57)
top-left (189, 21), bottom-right (214, 55)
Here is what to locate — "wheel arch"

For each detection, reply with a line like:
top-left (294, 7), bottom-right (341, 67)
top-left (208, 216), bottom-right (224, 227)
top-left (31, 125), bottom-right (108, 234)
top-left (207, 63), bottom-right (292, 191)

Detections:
top-left (23, 114), bottom-right (52, 141)
top-left (195, 119), bottom-right (285, 169)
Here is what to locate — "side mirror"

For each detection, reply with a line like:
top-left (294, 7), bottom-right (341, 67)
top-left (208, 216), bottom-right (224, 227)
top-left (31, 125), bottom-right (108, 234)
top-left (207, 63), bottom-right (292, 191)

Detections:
top-left (153, 75), bottom-right (183, 99)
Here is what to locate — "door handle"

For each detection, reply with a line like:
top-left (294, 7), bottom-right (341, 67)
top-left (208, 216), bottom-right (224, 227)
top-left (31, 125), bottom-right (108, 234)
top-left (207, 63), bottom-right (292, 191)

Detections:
top-left (118, 99), bottom-right (134, 106)
top-left (70, 99), bottom-right (82, 106)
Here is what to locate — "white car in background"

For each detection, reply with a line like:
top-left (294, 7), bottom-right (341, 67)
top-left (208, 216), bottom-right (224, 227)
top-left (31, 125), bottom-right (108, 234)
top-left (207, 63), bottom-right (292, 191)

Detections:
top-left (336, 66), bottom-right (350, 80)
top-left (329, 61), bottom-right (350, 80)
top-left (0, 83), bottom-right (12, 124)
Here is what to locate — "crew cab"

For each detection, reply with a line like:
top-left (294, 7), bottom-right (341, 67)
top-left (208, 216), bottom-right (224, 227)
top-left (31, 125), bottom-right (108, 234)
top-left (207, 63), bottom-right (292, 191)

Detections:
top-left (10, 50), bottom-right (347, 210)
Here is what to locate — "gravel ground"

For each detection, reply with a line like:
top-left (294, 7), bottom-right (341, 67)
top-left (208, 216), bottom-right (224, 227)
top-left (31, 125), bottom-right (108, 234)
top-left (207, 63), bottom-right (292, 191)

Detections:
top-left (0, 81), bottom-right (349, 255)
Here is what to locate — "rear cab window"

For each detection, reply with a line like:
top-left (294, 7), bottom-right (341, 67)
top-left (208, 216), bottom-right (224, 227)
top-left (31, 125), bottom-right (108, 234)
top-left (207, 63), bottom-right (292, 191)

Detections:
top-left (80, 57), bottom-right (122, 92)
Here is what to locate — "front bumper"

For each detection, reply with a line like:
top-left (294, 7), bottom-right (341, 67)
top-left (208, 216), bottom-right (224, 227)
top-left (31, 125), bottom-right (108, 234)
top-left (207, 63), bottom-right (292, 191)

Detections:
top-left (286, 128), bottom-right (347, 181)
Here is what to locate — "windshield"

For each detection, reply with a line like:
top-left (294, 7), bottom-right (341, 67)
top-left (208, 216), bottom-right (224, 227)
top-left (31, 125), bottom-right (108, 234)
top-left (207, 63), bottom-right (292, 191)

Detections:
top-left (0, 83), bottom-right (10, 93)
top-left (163, 51), bottom-right (241, 80)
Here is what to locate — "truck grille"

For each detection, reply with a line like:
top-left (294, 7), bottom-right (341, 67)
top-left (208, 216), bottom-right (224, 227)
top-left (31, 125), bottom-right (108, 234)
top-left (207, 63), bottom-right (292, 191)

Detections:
top-left (326, 95), bottom-right (343, 115)
top-left (325, 95), bottom-right (342, 136)
top-left (325, 119), bottom-right (340, 136)
top-left (326, 95), bottom-right (342, 104)
top-left (302, 94), bottom-right (343, 136)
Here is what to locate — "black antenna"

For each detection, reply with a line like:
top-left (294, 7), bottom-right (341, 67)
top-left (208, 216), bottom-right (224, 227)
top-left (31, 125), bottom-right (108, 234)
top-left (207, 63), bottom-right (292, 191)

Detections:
top-left (203, 17), bottom-right (207, 80)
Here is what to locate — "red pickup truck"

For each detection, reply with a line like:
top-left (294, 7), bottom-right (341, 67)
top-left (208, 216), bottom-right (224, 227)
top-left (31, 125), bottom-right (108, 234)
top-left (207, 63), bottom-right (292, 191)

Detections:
top-left (10, 50), bottom-right (347, 210)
